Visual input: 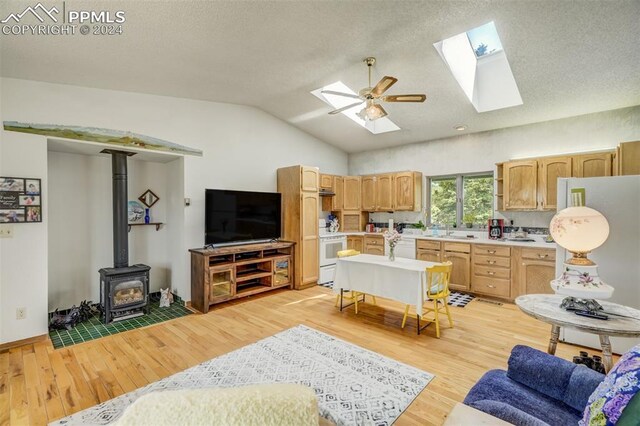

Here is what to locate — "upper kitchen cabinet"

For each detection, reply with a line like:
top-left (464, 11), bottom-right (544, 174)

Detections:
top-left (319, 173), bottom-right (333, 190)
top-left (538, 156), bottom-right (572, 210)
top-left (343, 176), bottom-right (362, 211)
top-left (361, 176), bottom-right (377, 211)
top-left (301, 166), bottom-right (320, 192)
top-left (613, 141), bottom-right (640, 176)
top-left (361, 173), bottom-right (395, 212)
top-left (376, 173), bottom-right (395, 211)
top-left (321, 175), bottom-right (344, 211)
top-left (394, 171), bottom-right (422, 211)
top-left (572, 152), bottom-right (612, 178)
top-left (503, 160), bottom-right (538, 210)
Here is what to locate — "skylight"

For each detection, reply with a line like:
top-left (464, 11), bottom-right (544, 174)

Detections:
top-left (310, 82), bottom-right (400, 135)
top-left (466, 21), bottom-right (503, 58)
top-left (434, 21), bottom-right (522, 113)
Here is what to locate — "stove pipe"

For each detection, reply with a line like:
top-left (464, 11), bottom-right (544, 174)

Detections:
top-left (102, 149), bottom-right (135, 268)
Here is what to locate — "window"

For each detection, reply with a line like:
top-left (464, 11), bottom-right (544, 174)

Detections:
top-left (466, 21), bottom-right (503, 58)
top-left (429, 173), bottom-right (494, 227)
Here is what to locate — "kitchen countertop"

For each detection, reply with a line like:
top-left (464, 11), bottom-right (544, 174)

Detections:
top-left (324, 231), bottom-right (557, 249)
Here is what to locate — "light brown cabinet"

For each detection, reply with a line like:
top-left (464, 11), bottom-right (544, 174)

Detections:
top-left (343, 176), bottom-right (362, 211)
top-left (277, 165), bottom-right (319, 289)
top-left (515, 248), bottom-right (556, 297)
top-left (394, 171), bottom-right (422, 211)
top-left (572, 152), bottom-right (612, 178)
top-left (321, 175), bottom-right (344, 211)
top-left (538, 156), bottom-right (572, 210)
top-left (339, 211), bottom-right (367, 232)
top-left (416, 239), bottom-right (442, 262)
top-left (377, 173), bottom-right (395, 211)
top-left (503, 160), bottom-right (538, 210)
top-left (320, 174), bottom-right (333, 189)
top-left (361, 176), bottom-right (377, 211)
top-left (363, 234), bottom-right (385, 256)
top-left (614, 141), bottom-right (640, 176)
top-left (442, 242), bottom-right (471, 292)
top-left (471, 244), bottom-right (511, 299)
top-left (347, 235), bottom-right (363, 253)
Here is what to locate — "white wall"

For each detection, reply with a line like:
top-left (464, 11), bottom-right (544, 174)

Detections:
top-left (0, 77), bottom-right (348, 344)
top-left (350, 106), bottom-right (640, 228)
top-left (47, 151), bottom-right (177, 311)
top-left (0, 131), bottom-right (49, 343)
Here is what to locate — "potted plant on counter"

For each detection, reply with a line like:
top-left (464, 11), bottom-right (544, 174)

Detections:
top-left (463, 214), bottom-right (475, 229)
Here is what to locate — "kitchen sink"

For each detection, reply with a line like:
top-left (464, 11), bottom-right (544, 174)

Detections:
top-left (431, 235), bottom-right (477, 240)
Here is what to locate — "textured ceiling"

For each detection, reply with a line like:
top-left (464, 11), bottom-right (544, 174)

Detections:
top-left (1, 0), bottom-right (639, 153)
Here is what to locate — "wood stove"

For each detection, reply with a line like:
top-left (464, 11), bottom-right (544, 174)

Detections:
top-left (99, 149), bottom-right (150, 324)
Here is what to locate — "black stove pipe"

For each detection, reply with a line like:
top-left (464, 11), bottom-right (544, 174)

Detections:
top-left (103, 149), bottom-right (134, 268)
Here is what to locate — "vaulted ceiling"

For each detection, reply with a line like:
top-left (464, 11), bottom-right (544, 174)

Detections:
top-left (1, 0), bottom-right (639, 153)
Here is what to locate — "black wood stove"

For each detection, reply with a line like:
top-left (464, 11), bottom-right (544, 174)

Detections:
top-left (99, 150), bottom-right (150, 324)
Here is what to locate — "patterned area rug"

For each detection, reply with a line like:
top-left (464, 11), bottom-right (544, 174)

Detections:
top-left (320, 282), bottom-right (475, 308)
top-left (52, 325), bottom-right (433, 426)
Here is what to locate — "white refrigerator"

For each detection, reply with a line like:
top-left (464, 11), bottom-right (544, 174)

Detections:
top-left (556, 176), bottom-right (640, 353)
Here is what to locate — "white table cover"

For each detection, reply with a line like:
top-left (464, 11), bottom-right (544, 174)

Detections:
top-left (333, 254), bottom-right (438, 315)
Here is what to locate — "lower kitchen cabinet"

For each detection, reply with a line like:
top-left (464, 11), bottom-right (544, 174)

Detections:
top-left (442, 243), bottom-right (471, 292)
top-left (515, 248), bottom-right (556, 297)
top-left (416, 239), bottom-right (441, 262)
top-left (363, 235), bottom-right (384, 255)
top-left (471, 244), bottom-right (512, 299)
top-left (347, 235), bottom-right (363, 253)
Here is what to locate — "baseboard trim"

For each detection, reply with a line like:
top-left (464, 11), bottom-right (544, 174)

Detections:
top-left (0, 333), bottom-right (49, 352)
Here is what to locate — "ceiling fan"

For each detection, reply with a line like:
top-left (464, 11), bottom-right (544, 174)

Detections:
top-left (323, 57), bottom-right (426, 121)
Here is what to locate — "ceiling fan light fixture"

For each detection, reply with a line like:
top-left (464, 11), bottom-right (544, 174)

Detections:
top-left (358, 103), bottom-right (387, 121)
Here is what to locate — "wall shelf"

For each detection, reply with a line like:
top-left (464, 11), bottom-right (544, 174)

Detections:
top-left (128, 223), bottom-right (163, 232)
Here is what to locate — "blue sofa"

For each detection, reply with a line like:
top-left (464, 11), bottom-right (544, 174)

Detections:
top-left (464, 345), bottom-right (605, 425)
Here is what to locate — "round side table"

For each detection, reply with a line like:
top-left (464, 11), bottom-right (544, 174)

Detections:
top-left (516, 294), bottom-right (640, 372)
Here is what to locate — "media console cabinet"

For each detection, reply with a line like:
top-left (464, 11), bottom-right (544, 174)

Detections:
top-left (189, 241), bottom-right (295, 313)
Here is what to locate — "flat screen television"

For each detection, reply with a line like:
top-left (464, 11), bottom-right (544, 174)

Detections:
top-left (205, 189), bottom-right (281, 246)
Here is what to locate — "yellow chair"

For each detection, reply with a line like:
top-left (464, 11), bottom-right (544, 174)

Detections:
top-left (334, 249), bottom-right (377, 313)
top-left (401, 262), bottom-right (454, 338)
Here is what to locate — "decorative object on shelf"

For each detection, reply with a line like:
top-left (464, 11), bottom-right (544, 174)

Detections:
top-left (144, 208), bottom-right (151, 224)
top-left (138, 189), bottom-right (160, 208)
top-left (0, 176), bottom-right (42, 223)
top-left (384, 228), bottom-right (401, 261)
top-left (328, 214), bottom-right (339, 233)
top-left (128, 200), bottom-right (145, 223)
top-left (159, 288), bottom-right (173, 308)
top-left (550, 206), bottom-right (614, 308)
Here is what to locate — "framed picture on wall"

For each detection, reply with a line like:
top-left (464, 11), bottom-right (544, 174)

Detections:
top-left (0, 177), bottom-right (42, 223)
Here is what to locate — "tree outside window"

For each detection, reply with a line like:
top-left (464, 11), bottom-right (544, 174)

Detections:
top-left (429, 173), bottom-right (493, 227)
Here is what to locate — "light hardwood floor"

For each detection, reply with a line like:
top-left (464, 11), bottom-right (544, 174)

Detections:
top-left (1, 286), bottom-right (602, 426)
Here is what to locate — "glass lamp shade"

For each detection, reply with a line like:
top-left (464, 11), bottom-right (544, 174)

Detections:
top-left (549, 206), bottom-right (609, 261)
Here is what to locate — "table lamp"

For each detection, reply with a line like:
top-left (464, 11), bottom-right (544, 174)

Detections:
top-left (549, 206), bottom-right (614, 312)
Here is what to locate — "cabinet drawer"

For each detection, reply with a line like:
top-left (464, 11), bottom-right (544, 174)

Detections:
top-left (472, 276), bottom-right (510, 298)
top-left (521, 248), bottom-right (556, 261)
top-left (474, 255), bottom-right (511, 268)
top-left (417, 249), bottom-right (441, 262)
top-left (365, 246), bottom-right (384, 256)
top-left (473, 244), bottom-right (511, 257)
top-left (417, 239), bottom-right (440, 250)
top-left (364, 235), bottom-right (384, 246)
top-left (443, 242), bottom-right (471, 253)
top-left (473, 265), bottom-right (510, 280)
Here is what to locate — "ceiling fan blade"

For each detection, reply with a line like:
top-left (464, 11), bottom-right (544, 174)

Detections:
top-left (321, 90), bottom-right (361, 100)
top-left (371, 76), bottom-right (398, 97)
top-left (328, 101), bottom-right (364, 115)
top-left (382, 94), bottom-right (427, 103)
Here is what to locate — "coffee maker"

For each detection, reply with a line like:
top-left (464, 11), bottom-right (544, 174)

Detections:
top-left (488, 219), bottom-right (504, 239)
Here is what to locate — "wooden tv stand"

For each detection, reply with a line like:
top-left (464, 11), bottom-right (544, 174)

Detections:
top-left (189, 241), bottom-right (295, 313)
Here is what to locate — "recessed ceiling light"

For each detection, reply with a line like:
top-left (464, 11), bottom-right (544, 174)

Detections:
top-left (454, 125), bottom-right (467, 131)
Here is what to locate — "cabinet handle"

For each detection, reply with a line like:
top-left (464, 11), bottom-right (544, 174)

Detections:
top-left (487, 285), bottom-right (496, 288)
top-left (538, 254), bottom-right (549, 258)
top-left (487, 250), bottom-right (496, 254)
top-left (487, 260), bottom-right (496, 265)
top-left (488, 271), bottom-right (495, 275)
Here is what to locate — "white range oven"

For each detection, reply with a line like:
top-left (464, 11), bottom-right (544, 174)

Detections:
top-left (318, 220), bottom-right (347, 284)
